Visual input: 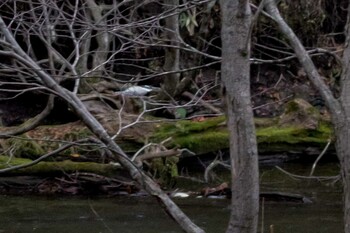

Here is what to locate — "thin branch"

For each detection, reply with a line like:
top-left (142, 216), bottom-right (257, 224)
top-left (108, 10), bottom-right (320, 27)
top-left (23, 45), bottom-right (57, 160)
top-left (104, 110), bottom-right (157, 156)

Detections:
top-left (204, 160), bottom-right (230, 183)
top-left (275, 166), bottom-right (339, 181)
top-left (0, 95), bottom-right (55, 138)
top-left (264, 0), bottom-right (341, 116)
top-left (309, 138), bottom-right (332, 177)
top-left (182, 91), bottom-right (222, 114)
top-left (247, 0), bottom-right (266, 51)
top-left (134, 149), bottom-right (181, 168)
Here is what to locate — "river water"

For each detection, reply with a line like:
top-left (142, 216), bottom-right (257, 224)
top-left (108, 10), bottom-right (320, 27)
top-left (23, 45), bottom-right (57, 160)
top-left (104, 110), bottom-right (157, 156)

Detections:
top-left (0, 163), bottom-right (342, 233)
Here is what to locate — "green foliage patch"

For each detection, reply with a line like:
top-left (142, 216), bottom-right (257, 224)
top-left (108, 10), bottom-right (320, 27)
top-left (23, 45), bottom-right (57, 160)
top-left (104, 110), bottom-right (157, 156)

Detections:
top-left (8, 136), bottom-right (45, 159)
top-left (154, 116), bottom-right (225, 139)
top-left (154, 115), bottom-right (332, 155)
top-left (256, 121), bottom-right (332, 147)
top-left (174, 131), bottom-right (229, 155)
top-left (0, 155), bottom-right (120, 176)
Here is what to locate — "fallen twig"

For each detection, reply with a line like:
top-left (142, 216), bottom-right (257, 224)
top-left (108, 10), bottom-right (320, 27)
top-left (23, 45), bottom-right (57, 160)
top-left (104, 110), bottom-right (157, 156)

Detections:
top-left (275, 165), bottom-right (339, 181)
top-left (309, 138), bottom-right (332, 177)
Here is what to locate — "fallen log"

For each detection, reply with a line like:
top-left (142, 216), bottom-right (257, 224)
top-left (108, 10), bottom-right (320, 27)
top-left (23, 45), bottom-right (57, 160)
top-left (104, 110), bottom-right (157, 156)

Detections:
top-left (0, 155), bottom-right (122, 176)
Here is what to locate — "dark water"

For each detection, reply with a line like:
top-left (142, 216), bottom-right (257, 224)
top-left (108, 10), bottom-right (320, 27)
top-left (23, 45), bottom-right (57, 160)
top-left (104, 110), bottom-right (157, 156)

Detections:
top-left (0, 163), bottom-right (343, 233)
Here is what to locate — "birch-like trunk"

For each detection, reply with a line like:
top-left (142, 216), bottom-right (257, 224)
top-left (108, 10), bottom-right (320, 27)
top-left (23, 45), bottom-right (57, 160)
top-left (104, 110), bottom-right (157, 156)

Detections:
top-left (220, 1), bottom-right (259, 232)
top-left (162, 0), bottom-right (180, 97)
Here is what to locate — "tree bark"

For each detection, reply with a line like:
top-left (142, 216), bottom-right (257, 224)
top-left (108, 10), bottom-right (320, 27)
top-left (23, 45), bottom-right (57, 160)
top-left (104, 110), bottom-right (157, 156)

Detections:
top-left (334, 126), bottom-right (350, 233)
top-left (337, 3), bottom-right (350, 231)
top-left (162, 0), bottom-right (180, 97)
top-left (86, 0), bottom-right (111, 77)
top-left (220, 1), bottom-right (259, 233)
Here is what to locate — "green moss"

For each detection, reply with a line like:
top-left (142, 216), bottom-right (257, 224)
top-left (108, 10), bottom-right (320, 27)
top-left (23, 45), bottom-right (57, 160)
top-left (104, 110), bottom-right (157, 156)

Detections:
top-left (152, 114), bottom-right (332, 155)
top-left (284, 101), bottom-right (299, 114)
top-left (0, 155), bottom-right (121, 176)
top-left (8, 136), bottom-right (45, 159)
top-left (257, 121), bottom-right (331, 145)
top-left (283, 98), bottom-right (319, 117)
top-left (173, 130), bottom-right (229, 154)
top-left (154, 116), bottom-right (225, 140)
top-left (150, 157), bottom-right (179, 187)
top-left (152, 116), bottom-right (229, 154)
top-left (0, 155), bottom-right (31, 165)
top-left (6, 129), bottom-right (94, 159)
top-left (256, 121), bottom-right (332, 153)
top-left (254, 117), bottom-right (278, 128)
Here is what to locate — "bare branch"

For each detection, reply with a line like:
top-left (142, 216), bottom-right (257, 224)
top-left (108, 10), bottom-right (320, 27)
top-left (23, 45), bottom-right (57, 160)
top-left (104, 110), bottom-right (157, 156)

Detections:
top-left (264, 0), bottom-right (341, 117)
top-left (309, 138), bottom-right (332, 177)
top-left (0, 95), bottom-right (54, 138)
top-left (275, 166), bottom-right (339, 182)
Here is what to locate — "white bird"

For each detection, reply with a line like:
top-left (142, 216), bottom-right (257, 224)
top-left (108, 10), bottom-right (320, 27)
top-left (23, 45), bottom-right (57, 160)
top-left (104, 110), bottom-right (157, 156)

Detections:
top-left (117, 85), bottom-right (156, 96)
top-left (171, 192), bottom-right (190, 198)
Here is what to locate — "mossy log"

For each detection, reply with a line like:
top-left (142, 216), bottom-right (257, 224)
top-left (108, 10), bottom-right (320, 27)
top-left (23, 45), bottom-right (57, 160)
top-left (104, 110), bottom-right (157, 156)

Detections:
top-left (0, 99), bottom-right (333, 160)
top-left (152, 118), bottom-right (331, 155)
top-left (0, 155), bottom-right (122, 176)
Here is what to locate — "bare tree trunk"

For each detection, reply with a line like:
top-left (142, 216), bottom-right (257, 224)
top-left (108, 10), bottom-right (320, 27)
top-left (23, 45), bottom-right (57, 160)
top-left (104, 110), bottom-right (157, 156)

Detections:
top-left (335, 126), bottom-right (350, 233)
top-left (264, 0), bottom-right (350, 232)
top-left (86, 0), bottom-right (111, 76)
top-left (220, 1), bottom-right (259, 232)
top-left (337, 5), bottom-right (350, 229)
top-left (162, 0), bottom-right (180, 97)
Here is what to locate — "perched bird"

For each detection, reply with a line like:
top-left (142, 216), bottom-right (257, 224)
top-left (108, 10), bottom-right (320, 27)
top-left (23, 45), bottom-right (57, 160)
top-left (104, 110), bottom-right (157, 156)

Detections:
top-left (170, 191), bottom-right (190, 198)
top-left (117, 85), bottom-right (159, 96)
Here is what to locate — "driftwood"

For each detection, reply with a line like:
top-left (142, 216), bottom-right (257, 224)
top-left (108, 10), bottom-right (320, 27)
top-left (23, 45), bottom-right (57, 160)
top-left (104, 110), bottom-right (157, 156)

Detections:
top-left (0, 173), bottom-right (137, 195)
top-left (200, 183), bottom-right (312, 203)
top-left (260, 192), bottom-right (312, 204)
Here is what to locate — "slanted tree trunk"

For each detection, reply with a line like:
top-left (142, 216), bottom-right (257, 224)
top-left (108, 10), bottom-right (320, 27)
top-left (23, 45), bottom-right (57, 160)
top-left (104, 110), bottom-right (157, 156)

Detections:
top-left (0, 16), bottom-right (205, 233)
top-left (264, 0), bottom-right (350, 232)
top-left (220, 1), bottom-right (259, 233)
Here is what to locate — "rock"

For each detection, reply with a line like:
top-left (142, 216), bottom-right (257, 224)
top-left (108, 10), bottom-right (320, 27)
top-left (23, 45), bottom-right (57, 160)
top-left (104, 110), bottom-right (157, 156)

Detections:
top-left (279, 98), bottom-right (321, 129)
